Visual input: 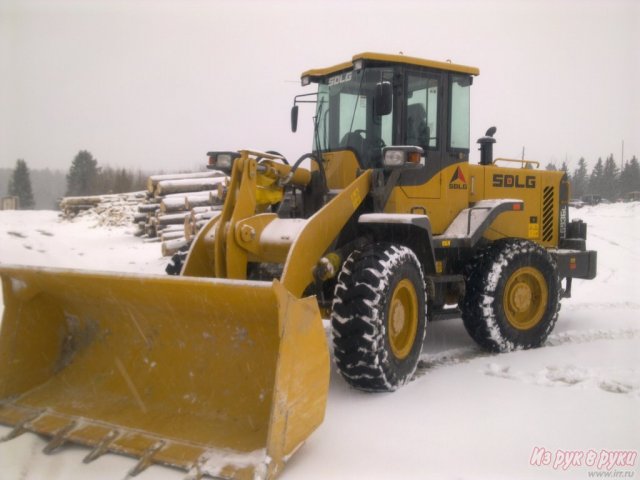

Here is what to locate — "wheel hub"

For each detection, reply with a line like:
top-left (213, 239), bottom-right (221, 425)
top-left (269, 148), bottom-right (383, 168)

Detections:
top-left (388, 279), bottom-right (418, 359)
top-left (503, 266), bottom-right (548, 330)
top-left (511, 283), bottom-right (533, 312)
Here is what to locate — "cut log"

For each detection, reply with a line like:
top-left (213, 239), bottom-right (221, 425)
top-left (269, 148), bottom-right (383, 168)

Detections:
top-left (161, 230), bottom-right (186, 242)
top-left (156, 212), bottom-right (190, 226)
top-left (185, 209), bottom-right (221, 241)
top-left (190, 206), bottom-right (218, 215)
top-left (185, 193), bottom-right (215, 209)
top-left (184, 215), bottom-right (194, 241)
top-left (145, 217), bottom-right (158, 237)
top-left (63, 204), bottom-right (97, 213)
top-left (158, 224), bottom-right (184, 234)
top-left (161, 237), bottom-right (190, 257)
top-left (134, 221), bottom-right (146, 237)
top-left (147, 171), bottom-right (225, 193)
top-left (154, 177), bottom-right (227, 197)
top-left (137, 203), bottom-right (160, 213)
top-left (60, 196), bottom-right (103, 207)
top-left (133, 212), bottom-right (148, 223)
top-left (160, 197), bottom-right (188, 213)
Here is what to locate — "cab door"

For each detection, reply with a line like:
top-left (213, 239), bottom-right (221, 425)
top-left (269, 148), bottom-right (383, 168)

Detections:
top-left (387, 71), bottom-right (474, 234)
top-left (398, 70), bottom-right (443, 200)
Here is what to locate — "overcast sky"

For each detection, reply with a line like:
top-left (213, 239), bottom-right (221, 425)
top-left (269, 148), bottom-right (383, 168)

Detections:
top-left (1, 0), bottom-right (638, 172)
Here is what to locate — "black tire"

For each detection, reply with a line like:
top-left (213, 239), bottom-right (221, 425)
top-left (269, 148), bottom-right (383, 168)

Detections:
top-left (461, 239), bottom-right (560, 352)
top-left (331, 243), bottom-right (427, 392)
top-left (165, 245), bottom-right (189, 275)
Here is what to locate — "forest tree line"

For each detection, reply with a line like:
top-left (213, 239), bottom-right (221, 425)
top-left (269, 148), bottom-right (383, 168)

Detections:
top-left (546, 154), bottom-right (640, 201)
top-left (2, 151), bottom-right (156, 209)
top-left (3, 150), bottom-right (640, 210)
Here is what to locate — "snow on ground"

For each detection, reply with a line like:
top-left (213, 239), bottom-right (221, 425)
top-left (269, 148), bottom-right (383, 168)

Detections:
top-left (0, 204), bottom-right (638, 479)
top-left (0, 210), bottom-right (165, 273)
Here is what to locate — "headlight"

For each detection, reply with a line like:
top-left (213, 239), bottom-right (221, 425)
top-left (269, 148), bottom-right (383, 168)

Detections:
top-left (382, 146), bottom-right (424, 168)
top-left (207, 151), bottom-right (240, 171)
top-left (383, 149), bottom-right (406, 167)
top-left (216, 153), bottom-right (234, 169)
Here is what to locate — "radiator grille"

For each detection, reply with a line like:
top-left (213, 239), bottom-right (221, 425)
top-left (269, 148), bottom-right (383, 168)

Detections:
top-left (542, 186), bottom-right (554, 241)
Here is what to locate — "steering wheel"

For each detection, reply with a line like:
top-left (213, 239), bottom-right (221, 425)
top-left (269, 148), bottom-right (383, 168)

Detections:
top-left (342, 129), bottom-right (385, 150)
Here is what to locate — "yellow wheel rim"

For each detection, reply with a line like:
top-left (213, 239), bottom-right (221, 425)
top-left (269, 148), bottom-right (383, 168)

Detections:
top-left (388, 279), bottom-right (419, 359)
top-left (503, 266), bottom-right (548, 330)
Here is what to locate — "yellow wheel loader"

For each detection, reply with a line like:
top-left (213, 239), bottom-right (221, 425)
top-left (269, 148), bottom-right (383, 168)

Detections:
top-left (0, 53), bottom-right (597, 479)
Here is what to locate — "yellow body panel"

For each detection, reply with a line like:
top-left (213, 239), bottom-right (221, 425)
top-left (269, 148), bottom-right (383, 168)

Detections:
top-left (0, 267), bottom-right (329, 479)
top-left (468, 164), bottom-right (564, 246)
top-left (386, 161), bottom-right (564, 245)
top-left (385, 162), bottom-right (473, 234)
top-left (322, 150), bottom-right (360, 189)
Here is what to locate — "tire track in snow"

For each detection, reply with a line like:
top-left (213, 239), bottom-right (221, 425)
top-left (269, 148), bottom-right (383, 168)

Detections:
top-left (589, 232), bottom-right (640, 259)
top-left (483, 362), bottom-right (640, 398)
top-left (415, 327), bottom-right (640, 376)
top-left (564, 301), bottom-right (640, 311)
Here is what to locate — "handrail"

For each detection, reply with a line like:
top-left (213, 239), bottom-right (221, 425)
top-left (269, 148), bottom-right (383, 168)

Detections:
top-left (493, 158), bottom-right (540, 169)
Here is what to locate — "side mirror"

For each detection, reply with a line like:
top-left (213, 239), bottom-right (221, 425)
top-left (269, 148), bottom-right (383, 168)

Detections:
top-left (290, 105), bottom-right (299, 133)
top-left (374, 81), bottom-right (392, 116)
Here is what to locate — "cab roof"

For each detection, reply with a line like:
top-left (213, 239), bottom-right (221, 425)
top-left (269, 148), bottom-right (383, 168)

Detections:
top-left (301, 52), bottom-right (480, 83)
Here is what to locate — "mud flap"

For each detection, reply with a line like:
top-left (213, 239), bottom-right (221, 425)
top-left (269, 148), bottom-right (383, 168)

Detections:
top-left (0, 265), bottom-right (329, 479)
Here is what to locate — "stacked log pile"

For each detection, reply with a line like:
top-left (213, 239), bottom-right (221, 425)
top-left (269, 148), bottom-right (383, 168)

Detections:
top-left (134, 171), bottom-right (228, 256)
top-left (59, 192), bottom-right (148, 227)
top-left (58, 171), bottom-right (229, 257)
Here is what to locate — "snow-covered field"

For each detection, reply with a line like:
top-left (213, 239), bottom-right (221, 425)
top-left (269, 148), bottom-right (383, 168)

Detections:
top-left (0, 204), bottom-right (638, 479)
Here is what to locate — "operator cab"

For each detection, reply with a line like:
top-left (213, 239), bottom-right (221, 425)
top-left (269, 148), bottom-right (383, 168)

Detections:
top-left (292, 52), bottom-right (479, 187)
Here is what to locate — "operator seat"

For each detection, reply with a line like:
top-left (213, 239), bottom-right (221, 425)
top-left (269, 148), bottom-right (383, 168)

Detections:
top-left (406, 103), bottom-right (429, 148)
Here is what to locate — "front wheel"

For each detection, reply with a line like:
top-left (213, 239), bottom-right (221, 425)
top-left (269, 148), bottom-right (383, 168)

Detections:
top-left (331, 243), bottom-right (427, 392)
top-left (461, 239), bottom-right (560, 352)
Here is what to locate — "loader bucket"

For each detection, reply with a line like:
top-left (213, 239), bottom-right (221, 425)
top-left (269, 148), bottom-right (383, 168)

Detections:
top-left (0, 265), bottom-right (329, 479)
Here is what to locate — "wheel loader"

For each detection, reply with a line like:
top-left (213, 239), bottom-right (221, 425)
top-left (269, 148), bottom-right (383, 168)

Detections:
top-left (0, 52), bottom-right (597, 479)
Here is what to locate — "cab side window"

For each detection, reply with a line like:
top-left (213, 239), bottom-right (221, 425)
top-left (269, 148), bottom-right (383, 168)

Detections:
top-left (449, 75), bottom-right (471, 150)
top-left (405, 73), bottom-right (439, 149)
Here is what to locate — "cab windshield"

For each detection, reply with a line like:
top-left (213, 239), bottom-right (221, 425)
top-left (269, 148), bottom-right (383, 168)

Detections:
top-left (314, 67), bottom-right (394, 168)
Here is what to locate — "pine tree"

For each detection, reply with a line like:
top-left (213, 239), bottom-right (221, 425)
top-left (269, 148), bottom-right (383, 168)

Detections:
top-left (8, 159), bottom-right (35, 209)
top-left (620, 156), bottom-right (640, 197)
top-left (589, 157), bottom-right (604, 196)
top-left (545, 162), bottom-right (558, 171)
top-left (66, 150), bottom-right (100, 196)
top-left (114, 168), bottom-right (132, 193)
top-left (601, 155), bottom-right (619, 200)
top-left (572, 157), bottom-right (589, 199)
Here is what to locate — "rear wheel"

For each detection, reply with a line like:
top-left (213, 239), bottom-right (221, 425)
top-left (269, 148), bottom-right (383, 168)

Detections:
top-left (331, 243), bottom-right (427, 391)
top-left (461, 239), bottom-right (560, 352)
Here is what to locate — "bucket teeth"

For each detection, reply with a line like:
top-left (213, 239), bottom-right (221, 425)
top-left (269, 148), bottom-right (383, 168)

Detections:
top-left (42, 420), bottom-right (78, 454)
top-left (83, 430), bottom-right (120, 464)
top-left (1, 409), bottom-right (44, 442)
top-left (128, 440), bottom-right (165, 477)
